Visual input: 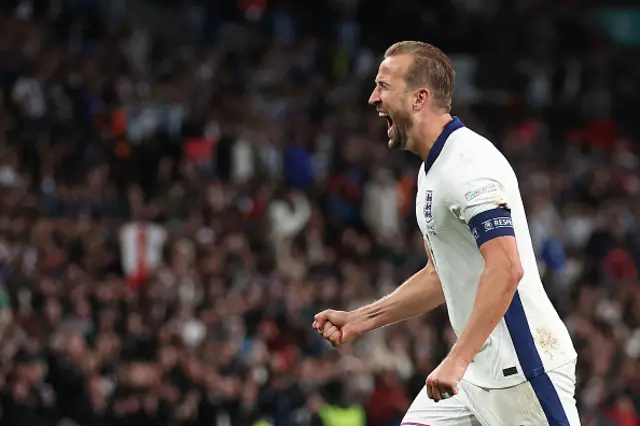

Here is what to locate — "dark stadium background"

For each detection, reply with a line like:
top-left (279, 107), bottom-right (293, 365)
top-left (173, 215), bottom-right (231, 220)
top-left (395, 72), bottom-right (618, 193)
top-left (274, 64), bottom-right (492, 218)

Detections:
top-left (1, 0), bottom-right (640, 425)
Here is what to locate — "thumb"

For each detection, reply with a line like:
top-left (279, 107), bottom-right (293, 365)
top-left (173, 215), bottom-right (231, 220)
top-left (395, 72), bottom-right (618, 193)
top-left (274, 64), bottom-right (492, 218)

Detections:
top-left (340, 324), bottom-right (357, 344)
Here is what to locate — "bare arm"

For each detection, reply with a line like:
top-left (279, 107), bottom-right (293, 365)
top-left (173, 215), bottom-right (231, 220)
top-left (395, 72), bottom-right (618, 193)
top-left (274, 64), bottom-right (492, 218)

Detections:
top-left (448, 236), bottom-right (524, 365)
top-left (348, 242), bottom-right (445, 333)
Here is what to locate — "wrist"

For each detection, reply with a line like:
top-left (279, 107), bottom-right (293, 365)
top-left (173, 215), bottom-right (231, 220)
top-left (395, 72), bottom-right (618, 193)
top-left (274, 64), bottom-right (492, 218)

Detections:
top-left (447, 344), bottom-right (474, 366)
top-left (347, 310), bottom-right (376, 333)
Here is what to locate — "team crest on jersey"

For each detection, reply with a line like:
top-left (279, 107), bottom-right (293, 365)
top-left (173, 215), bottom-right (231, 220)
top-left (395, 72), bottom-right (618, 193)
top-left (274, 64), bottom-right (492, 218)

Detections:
top-left (423, 190), bottom-right (433, 223)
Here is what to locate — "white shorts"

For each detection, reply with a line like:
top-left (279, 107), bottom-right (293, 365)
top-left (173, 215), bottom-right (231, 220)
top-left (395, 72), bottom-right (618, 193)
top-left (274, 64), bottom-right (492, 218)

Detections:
top-left (402, 360), bottom-right (581, 426)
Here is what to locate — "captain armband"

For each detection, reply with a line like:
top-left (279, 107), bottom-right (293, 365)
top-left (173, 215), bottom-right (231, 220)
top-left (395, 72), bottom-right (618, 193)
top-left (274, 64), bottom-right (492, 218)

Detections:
top-left (468, 207), bottom-right (515, 248)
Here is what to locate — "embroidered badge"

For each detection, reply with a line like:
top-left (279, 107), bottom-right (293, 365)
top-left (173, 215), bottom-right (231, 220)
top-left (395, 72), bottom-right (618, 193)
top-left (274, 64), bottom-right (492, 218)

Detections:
top-left (464, 183), bottom-right (499, 202)
top-left (423, 190), bottom-right (433, 223)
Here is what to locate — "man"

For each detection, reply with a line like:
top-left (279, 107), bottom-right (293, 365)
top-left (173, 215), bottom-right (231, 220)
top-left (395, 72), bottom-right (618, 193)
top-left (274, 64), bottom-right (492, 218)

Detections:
top-left (313, 41), bottom-right (580, 426)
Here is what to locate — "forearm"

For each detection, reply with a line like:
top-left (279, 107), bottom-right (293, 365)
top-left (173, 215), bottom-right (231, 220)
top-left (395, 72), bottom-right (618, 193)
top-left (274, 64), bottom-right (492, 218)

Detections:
top-left (449, 264), bottom-right (522, 365)
top-left (349, 264), bottom-right (444, 332)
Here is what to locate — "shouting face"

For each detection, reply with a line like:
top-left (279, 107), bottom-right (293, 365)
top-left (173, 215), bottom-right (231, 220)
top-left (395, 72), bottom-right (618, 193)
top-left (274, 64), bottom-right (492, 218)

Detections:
top-left (368, 54), bottom-right (417, 151)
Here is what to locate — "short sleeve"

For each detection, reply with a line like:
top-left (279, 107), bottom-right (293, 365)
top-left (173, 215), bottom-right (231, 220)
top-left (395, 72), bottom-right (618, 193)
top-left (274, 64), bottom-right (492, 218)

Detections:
top-left (444, 166), bottom-right (515, 248)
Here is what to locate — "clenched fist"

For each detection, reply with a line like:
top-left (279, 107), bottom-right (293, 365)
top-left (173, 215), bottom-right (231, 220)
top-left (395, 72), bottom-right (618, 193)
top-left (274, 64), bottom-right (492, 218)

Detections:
top-left (312, 309), bottom-right (364, 347)
top-left (425, 355), bottom-right (468, 402)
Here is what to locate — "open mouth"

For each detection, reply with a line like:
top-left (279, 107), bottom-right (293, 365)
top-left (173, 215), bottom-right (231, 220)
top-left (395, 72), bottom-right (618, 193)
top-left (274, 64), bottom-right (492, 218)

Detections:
top-left (378, 111), bottom-right (393, 131)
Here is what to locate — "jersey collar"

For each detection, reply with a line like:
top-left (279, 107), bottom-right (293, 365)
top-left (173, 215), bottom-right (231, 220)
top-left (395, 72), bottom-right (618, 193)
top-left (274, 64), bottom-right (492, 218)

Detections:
top-left (423, 116), bottom-right (464, 175)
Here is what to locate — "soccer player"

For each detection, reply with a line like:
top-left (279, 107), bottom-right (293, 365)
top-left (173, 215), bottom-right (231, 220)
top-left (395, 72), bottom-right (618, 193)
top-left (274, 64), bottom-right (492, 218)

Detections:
top-left (312, 41), bottom-right (580, 425)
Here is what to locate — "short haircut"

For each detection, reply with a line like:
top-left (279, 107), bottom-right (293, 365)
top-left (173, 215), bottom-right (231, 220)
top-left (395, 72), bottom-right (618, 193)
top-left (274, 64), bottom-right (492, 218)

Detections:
top-left (384, 41), bottom-right (455, 112)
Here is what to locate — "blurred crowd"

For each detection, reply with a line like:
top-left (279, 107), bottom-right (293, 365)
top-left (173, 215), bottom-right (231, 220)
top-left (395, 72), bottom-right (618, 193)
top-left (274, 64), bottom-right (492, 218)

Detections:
top-left (1, 0), bottom-right (640, 425)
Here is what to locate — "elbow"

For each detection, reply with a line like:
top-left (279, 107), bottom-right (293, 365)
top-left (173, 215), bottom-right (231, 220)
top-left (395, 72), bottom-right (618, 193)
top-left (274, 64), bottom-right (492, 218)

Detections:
top-left (486, 261), bottom-right (523, 293)
top-left (505, 262), bottom-right (524, 291)
top-left (511, 263), bottom-right (524, 286)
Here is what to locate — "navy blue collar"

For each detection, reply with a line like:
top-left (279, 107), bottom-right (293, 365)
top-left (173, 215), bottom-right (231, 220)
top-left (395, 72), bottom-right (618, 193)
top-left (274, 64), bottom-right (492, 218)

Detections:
top-left (423, 116), bottom-right (464, 175)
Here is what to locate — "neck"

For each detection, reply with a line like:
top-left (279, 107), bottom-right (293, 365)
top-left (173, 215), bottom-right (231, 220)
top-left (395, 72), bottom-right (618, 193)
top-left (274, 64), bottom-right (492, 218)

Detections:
top-left (413, 113), bottom-right (453, 160)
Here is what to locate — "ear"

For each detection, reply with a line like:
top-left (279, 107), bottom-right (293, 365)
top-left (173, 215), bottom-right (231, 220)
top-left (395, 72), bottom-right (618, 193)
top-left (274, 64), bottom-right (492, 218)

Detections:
top-left (413, 88), bottom-right (430, 111)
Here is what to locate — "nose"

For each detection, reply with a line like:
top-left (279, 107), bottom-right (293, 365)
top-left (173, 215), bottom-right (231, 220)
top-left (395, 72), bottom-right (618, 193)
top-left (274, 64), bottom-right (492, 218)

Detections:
top-left (368, 88), bottom-right (380, 106)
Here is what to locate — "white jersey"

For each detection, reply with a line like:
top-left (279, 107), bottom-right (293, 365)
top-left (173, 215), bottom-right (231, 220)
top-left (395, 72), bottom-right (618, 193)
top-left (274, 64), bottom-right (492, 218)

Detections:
top-left (416, 117), bottom-right (577, 388)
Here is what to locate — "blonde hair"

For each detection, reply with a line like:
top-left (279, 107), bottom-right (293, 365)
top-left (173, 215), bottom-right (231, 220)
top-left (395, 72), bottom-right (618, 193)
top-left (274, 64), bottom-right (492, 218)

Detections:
top-left (385, 41), bottom-right (455, 112)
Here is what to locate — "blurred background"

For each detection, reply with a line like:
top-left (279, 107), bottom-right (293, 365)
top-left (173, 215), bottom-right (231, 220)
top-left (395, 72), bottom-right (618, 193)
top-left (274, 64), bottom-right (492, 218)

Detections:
top-left (1, 0), bottom-right (640, 425)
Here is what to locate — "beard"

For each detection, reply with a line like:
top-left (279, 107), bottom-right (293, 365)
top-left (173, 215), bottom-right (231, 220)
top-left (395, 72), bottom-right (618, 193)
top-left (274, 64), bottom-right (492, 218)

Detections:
top-left (388, 130), bottom-right (402, 150)
top-left (388, 112), bottom-right (413, 151)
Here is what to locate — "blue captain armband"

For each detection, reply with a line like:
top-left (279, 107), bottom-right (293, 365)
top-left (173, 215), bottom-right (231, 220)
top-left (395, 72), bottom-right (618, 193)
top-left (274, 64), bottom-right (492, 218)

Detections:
top-left (468, 207), bottom-right (515, 248)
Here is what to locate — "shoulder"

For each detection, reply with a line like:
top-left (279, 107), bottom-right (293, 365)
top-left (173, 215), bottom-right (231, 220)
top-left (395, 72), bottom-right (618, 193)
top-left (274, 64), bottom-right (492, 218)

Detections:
top-left (449, 128), bottom-right (500, 162)
top-left (442, 129), bottom-right (511, 179)
top-left (438, 129), bottom-right (517, 204)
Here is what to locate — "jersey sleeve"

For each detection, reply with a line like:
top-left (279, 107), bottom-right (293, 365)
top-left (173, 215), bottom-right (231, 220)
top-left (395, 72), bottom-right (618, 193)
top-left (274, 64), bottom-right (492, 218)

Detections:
top-left (443, 165), bottom-right (515, 248)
